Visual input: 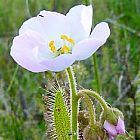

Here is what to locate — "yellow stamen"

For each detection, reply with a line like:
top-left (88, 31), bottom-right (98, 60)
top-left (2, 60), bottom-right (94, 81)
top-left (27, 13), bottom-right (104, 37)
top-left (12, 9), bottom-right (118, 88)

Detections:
top-left (49, 40), bottom-right (54, 46)
top-left (61, 35), bottom-right (68, 40)
top-left (61, 45), bottom-right (70, 53)
top-left (49, 40), bottom-right (56, 53)
top-left (61, 34), bottom-right (75, 45)
top-left (67, 38), bottom-right (75, 45)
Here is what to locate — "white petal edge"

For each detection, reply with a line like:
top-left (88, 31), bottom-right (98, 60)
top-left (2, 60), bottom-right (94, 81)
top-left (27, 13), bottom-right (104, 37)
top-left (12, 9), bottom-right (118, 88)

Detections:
top-left (41, 54), bottom-right (75, 72)
top-left (90, 22), bottom-right (110, 43)
top-left (66, 5), bottom-right (93, 42)
top-left (72, 38), bottom-right (105, 60)
top-left (10, 31), bottom-right (50, 73)
top-left (19, 11), bottom-right (71, 46)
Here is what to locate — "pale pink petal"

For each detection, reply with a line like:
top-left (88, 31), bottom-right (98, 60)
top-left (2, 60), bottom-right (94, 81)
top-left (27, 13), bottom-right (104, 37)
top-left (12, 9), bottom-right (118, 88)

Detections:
top-left (116, 117), bottom-right (125, 134)
top-left (19, 11), bottom-right (71, 46)
top-left (66, 5), bottom-right (93, 42)
top-left (72, 38), bottom-right (103, 60)
top-left (41, 54), bottom-right (75, 72)
top-left (109, 135), bottom-right (114, 140)
top-left (103, 120), bottom-right (117, 137)
top-left (72, 22), bottom-right (110, 60)
top-left (10, 31), bottom-right (50, 73)
top-left (19, 17), bottom-right (49, 41)
top-left (90, 22), bottom-right (110, 43)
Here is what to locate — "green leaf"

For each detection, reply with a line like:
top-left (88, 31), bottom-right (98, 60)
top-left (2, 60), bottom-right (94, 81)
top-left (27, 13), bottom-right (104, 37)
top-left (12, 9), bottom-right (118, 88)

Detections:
top-left (53, 90), bottom-right (71, 140)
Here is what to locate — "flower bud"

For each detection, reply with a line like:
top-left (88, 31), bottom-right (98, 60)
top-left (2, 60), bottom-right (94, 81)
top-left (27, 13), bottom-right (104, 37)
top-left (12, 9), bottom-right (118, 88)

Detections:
top-left (100, 108), bottom-right (118, 125)
top-left (112, 108), bottom-right (124, 119)
top-left (104, 117), bottom-right (125, 138)
top-left (101, 107), bottom-right (125, 139)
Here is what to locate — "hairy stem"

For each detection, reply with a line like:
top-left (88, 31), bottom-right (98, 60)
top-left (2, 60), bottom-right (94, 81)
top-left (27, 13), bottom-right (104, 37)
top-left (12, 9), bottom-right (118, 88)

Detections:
top-left (66, 67), bottom-right (78, 140)
top-left (78, 92), bottom-right (95, 128)
top-left (77, 89), bottom-right (108, 111)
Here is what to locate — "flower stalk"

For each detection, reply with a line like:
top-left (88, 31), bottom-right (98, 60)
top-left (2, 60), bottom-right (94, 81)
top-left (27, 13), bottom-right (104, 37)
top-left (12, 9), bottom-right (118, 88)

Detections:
top-left (77, 92), bottom-right (96, 128)
top-left (77, 89), bottom-right (108, 111)
top-left (66, 67), bottom-right (78, 140)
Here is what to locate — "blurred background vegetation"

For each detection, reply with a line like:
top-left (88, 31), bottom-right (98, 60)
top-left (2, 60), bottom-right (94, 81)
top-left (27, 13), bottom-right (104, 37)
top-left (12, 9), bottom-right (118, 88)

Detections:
top-left (0, 0), bottom-right (140, 139)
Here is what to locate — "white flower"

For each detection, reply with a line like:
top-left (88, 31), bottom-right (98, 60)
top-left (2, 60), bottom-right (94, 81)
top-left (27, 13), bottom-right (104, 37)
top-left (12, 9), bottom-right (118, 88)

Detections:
top-left (10, 5), bottom-right (110, 72)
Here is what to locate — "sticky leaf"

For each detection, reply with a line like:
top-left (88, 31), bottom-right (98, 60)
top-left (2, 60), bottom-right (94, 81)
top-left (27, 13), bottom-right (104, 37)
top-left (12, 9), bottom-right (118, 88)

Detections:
top-left (53, 90), bottom-right (71, 140)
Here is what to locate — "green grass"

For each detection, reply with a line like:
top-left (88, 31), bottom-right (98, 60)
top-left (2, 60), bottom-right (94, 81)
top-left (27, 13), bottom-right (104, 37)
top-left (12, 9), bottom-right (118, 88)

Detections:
top-left (0, 0), bottom-right (140, 139)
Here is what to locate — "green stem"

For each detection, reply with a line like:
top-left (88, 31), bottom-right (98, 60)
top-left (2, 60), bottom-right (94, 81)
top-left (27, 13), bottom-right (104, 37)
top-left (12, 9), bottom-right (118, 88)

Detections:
top-left (77, 93), bottom-right (95, 128)
top-left (25, 0), bottom-right (31, 17)
top-left (84, 0), bottom-right (88, 5)
top-left (77, 89), bottom-right (108, 111)
top-left (6, 65), bottom-right (19, 94)
top-left (93, 54), bottom-right (102, 94)
top-left (66, 67), bottom-right (78, 140)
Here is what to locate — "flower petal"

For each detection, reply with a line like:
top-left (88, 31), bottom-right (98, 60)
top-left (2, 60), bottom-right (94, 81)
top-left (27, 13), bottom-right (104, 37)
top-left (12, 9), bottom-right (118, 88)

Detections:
top-left (19, 17), bottom-right (49, 41)
top-left (109, 135), bottom-right (114, 140)
top-left (72, 38), bottom-right (103, 60)
top-left (72, 22), bottom-right (110, 60)
top-left (90, 22), bottom-right (110, 43)
top-left (66, 5), bottom-right (93, 42)
top-left (41, 54), bottom-right (75, 72)
top-left (103, 120), bottom-right (117, 137)
top-left (116, 117), bottom-right (125, 134)
top-left (19, 11), bottom-right (71, 47)
top-left (10, 31), bottom-right (50, 73)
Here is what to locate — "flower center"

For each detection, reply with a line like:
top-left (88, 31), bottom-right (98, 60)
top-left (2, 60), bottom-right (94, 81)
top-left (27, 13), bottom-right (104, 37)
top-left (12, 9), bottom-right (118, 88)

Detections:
top-left (49, 34), bottom-right (75, 56)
